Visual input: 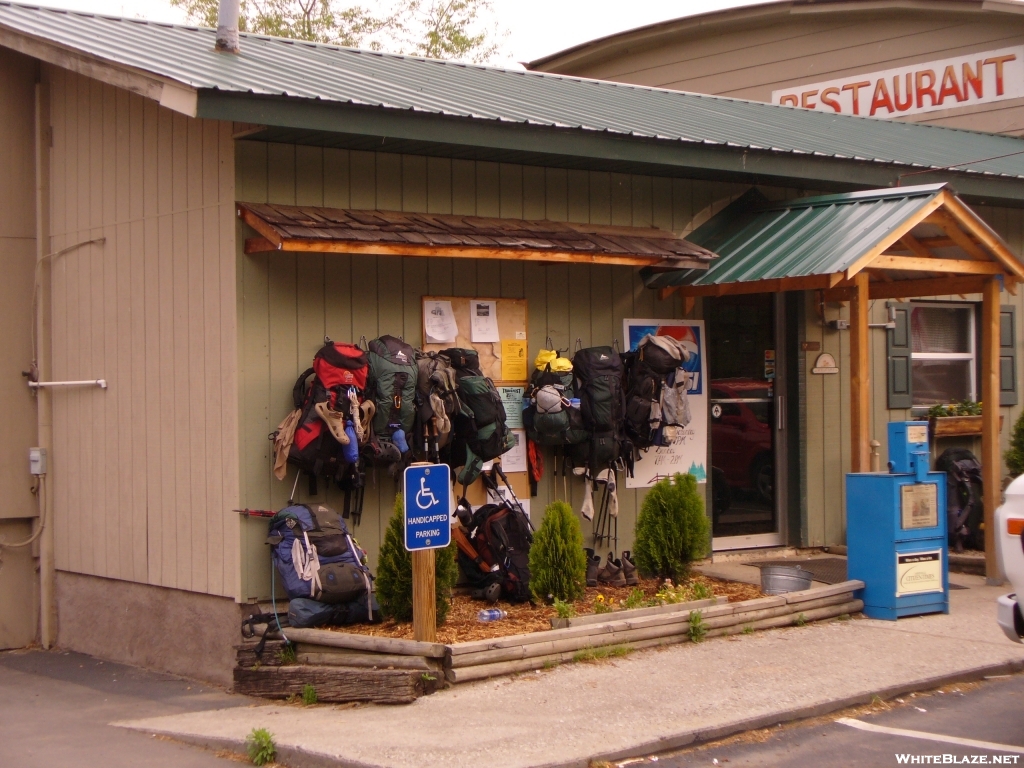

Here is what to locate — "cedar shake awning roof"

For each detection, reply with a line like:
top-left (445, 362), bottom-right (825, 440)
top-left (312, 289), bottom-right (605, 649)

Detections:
top-left (238, 203), bottom-right (716, 268)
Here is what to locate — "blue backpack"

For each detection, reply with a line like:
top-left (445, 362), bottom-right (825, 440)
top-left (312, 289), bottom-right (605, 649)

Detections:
top-left (267, 504), bottom-right (372, 607)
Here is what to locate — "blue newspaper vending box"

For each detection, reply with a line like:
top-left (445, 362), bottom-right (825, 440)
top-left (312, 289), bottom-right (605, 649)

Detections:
top-left (846, 421), bottom-right (948, 620)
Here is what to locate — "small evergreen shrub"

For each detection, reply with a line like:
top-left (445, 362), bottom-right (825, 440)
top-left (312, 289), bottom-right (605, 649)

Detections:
top-left (376, 494), bottom-right (459, 623)
top-left (634, 473), bottom-right (710, 581)
top-left (1006, 409), bottom-right (1024, 478)
top-left (528, 501), bottom-right (587, 602)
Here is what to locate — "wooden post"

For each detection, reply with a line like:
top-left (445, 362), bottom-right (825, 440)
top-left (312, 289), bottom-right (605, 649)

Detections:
top-left (982, 277), bottom-right (1002, 583)
top-left (850, 272), bottom-right (871, 473)
top-left (412, 549), bottom-right (437, 642)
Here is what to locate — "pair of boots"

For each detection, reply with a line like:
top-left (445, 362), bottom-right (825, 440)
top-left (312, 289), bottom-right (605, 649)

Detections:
top-left (585, 549), bottom-right (638, 588)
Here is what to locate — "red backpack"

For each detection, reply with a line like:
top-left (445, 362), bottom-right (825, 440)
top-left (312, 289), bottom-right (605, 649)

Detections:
top-left (288, 339), bottom-right (369, 517)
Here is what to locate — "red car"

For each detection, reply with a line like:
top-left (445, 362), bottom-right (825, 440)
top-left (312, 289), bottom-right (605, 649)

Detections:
top-left (710, 379), bottom-right (774, 507)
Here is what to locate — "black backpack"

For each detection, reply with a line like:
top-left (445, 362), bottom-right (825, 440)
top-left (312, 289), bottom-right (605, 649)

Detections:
top-left (623, 335), bottom-right (689, 450)
top-left (936, 448), bottom-right (984, 552)
top-left (443, 348), bottom-right (515, 486)
top-left (524, 351), bottom-right (589, 448)
top-left (572, 346), bottom-right (629, 472)
top-left (453, 502), bottom-right (533, 603)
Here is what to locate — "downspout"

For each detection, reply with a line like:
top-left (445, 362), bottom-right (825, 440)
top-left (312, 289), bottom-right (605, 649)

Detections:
top-left (34, 81), bottom-right (55, 649)
top-left (215, 0), bottom-right (241, 53)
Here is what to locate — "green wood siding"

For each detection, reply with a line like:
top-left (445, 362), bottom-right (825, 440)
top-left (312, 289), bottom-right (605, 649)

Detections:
top-left (234, 143), bottom-right (743, 600)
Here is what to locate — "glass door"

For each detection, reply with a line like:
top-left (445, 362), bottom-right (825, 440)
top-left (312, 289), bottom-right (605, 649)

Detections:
top-left (707, 294), bottom-right (785, 549)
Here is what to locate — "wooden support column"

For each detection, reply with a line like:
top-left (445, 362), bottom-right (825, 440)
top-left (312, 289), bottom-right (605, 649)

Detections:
top-left (412, 549), bottom-right (437, 642)
top-left (850, 272), bottom-right (871, 473)
top-left (982, 277), bottom-right (1001, 582)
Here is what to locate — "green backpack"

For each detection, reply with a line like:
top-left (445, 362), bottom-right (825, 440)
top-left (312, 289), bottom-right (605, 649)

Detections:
top-left (365, 335), bottom-right (418, 458)
top-left (442, 348), bottom-right (515, 486)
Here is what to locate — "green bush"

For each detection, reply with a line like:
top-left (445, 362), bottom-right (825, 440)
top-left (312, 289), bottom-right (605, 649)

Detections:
top-left (1006, 409), bottom-right (1024, 478)
top-left (633, 473), bottom-right (710, 581)
top-left (528, 501), bottom-right (587, 602)
top-left (245, 728), bottom-right (276, 766)
top-left (376, 494), bottom-right (459, 623)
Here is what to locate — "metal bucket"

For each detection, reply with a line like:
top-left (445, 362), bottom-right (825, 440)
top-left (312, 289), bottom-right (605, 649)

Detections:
top-left (760, 565), bottom-right (813, 595)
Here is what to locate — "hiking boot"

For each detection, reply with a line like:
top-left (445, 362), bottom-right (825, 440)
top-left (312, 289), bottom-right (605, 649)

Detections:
top-left (597, 553), bottom-right (626, 587)
top-left (620, 550), bottom-right (639, 586)
top-left (585, 548), bottom-right (601, 587)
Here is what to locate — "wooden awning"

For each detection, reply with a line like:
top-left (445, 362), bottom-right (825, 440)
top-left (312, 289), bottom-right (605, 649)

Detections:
top-left (238, 202), bottom-right (716, 269)
top-left (645, 184), bottom-right (1024, 300)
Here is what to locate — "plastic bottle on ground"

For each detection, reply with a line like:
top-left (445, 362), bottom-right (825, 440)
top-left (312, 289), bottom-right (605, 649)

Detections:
top-left (477, 609), bottom-right (508, 622)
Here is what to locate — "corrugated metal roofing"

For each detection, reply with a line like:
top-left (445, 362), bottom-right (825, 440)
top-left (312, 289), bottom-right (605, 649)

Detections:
top-left (642, 184), bottom-right (950, 289)
top-left (4, 2), bottom-right (1024, 181)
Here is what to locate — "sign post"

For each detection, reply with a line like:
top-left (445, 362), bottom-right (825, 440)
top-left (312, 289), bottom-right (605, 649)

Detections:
top-left (402, 463), bottom-right (452, 643)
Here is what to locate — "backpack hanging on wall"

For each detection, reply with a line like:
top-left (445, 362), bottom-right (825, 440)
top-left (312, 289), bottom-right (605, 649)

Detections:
top-left (363, 335), bottom-right (418, 469)
top-left (442, 348), bottom-right (515, 487)
top-left (523, 346), bottom-right (589, 448)
top-left (623, 334), bottom-right (692, 450)
top-left (571, 345), bottom-right (629, 474)
top-left (267, 504), bottom-right (374, 614)
top-left (283, 339), bottom-right (368, 504)
top-left (414, 350), bottom-right (463, 463)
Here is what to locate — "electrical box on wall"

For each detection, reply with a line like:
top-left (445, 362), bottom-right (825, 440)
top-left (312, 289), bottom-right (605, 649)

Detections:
top-left (29, 447), bottom-right (46, 476)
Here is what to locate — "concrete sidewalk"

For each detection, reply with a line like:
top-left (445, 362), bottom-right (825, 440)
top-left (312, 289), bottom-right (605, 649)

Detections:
top-left (118, 574), bottom-right (1024, 768)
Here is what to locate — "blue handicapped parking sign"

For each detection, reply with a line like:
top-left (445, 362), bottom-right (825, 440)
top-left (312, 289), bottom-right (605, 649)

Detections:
top-left (402, 464), bottom-right (452, 551)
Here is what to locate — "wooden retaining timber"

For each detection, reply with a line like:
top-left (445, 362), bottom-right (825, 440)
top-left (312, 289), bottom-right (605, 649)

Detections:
top-left (233, 581), bottom-right (866, 699)
top-left (232, 664), bottom-right (431, 704)
top-left (550, 596), bottom-right (728, 629)
top-left (446, 598), bottom-right (863, 683)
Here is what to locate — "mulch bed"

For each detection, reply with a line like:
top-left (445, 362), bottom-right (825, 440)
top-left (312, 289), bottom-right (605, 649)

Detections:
top-left (331, 575), bottom-right (764, 645)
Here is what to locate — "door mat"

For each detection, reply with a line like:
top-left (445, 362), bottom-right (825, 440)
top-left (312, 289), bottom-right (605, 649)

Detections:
top-left (756, 557), bottom-right (848, 585)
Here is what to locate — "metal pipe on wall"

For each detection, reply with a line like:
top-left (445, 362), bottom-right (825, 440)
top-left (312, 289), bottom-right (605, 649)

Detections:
top-left (215, 0), bottom-right (240, 53)
top-left (34, 80), bottom-right (54, 649)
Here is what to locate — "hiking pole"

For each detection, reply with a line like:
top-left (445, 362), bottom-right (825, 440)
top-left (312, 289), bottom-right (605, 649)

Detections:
top-left (288, 470), bottom-right (301, 504)
top-left (491, 463), bottom-right (533, 529)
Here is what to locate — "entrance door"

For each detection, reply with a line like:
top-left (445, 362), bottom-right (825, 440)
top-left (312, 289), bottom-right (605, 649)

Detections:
top-left (708, 294), bottom-right (785, 549)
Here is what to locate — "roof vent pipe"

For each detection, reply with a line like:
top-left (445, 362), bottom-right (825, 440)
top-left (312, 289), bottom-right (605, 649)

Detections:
top-left (215, 0), bottom-right (240, 53)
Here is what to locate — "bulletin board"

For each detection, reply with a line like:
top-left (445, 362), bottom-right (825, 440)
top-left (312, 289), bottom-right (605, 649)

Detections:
top-left (421, 297), bottom-right (529, 384)
top-left (422, 296), bottom-right (531, 506)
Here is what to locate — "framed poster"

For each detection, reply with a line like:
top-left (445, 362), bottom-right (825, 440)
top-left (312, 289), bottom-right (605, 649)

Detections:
top-left (623, 319), bottom-right (708, 488)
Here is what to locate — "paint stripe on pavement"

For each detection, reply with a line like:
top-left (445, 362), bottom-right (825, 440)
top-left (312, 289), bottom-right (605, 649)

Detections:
top-left (837, 717), bottom-right (1024, 754)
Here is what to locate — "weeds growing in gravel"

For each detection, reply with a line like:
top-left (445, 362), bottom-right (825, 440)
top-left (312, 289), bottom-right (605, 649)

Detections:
top-left (246, 728), bottom-right (276, 766)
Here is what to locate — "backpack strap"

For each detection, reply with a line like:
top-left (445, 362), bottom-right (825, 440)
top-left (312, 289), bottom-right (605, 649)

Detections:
top-left (453, 526), bottom-right (491, 572)
top-left (292, 367), bottom-right (315, 409)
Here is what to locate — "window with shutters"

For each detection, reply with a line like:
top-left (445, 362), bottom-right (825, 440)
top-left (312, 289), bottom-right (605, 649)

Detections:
top-left (908, 303), bottom-right (976, 406)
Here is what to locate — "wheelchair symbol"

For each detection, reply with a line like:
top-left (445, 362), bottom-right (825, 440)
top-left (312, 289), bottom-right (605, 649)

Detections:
top-left (415, 477), bottom-right (441, 510)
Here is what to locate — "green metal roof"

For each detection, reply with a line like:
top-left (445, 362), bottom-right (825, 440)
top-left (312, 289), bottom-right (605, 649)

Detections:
top-left (4, 1), bottom-right (1024, 192)
top-left (642, 184), bottom-right (958, 290)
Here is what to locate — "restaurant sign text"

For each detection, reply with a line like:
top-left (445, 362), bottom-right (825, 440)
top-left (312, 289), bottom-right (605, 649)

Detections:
top-left (771, 45), bottom-right (1024, 118)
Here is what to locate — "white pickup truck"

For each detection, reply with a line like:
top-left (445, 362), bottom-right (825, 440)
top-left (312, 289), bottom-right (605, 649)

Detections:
top-left (996, 474), bottom-right (1024, 642)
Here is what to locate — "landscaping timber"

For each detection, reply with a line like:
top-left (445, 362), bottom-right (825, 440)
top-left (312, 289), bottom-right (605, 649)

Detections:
top-left (297, 652), bottom-right (438, 671)
top-left (232, 664), bottom-right (432, 704)
top-left (550, 596), bottom-right (727, 629)
top-left (281, 626), bottom-right (447, 658)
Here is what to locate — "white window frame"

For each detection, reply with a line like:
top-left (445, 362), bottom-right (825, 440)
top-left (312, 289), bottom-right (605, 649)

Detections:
top-left (910, 301), bottom-right (977, 404)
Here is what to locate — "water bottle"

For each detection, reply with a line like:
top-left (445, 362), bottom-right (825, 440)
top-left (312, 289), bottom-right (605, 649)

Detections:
top-left (569, 398), bottom-right (581, 409)
top-left (477, 609), bottom-right (507, 622)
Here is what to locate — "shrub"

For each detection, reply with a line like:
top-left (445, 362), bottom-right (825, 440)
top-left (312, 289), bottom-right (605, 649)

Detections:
top-left (528, 500), bottom-right (587, 602)
top-left (245, 728), bottom-right (276, 766)
top-left (376, 494), bottom-right (459, 623)
top-left (1006, 409), bottom-right (1024, 478)
top-left (633, 473), bottom-right (710, 581)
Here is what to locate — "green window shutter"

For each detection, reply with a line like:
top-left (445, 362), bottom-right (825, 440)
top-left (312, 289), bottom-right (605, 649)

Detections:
top-left (1000, 305), bottom-right (1017, 407)
top-left (887, 302), bottom-right (913, 409)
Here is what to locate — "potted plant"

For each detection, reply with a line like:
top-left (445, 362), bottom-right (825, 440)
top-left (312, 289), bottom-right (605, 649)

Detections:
top-left (926, 400), bottom-right (1000, 437)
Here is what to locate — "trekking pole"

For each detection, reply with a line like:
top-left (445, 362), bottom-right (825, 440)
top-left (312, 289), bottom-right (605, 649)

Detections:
top-left (288, 470), bottom-right (301, 504)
